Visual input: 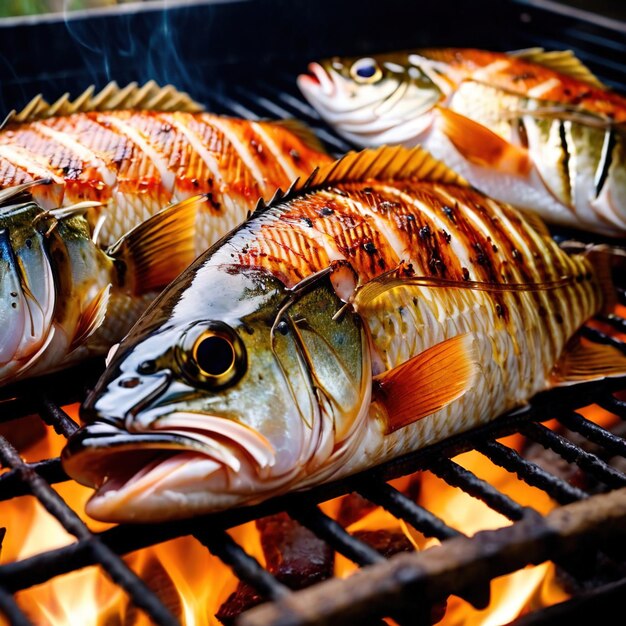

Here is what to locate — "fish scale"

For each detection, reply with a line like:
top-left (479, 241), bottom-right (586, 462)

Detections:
top-left (0, 91), bottom-right (331, 250)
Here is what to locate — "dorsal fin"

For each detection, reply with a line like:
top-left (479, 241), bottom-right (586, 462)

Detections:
top-left (253, 145), bottom-right (470, 216)
top-left (510, 48), bottom-right (606, 89)
top-left (267, 119), bottom-right (329, 154)
top-left (9, 80), bottom-right (204, 124)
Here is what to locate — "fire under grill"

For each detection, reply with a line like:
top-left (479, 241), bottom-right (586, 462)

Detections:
top-left (0, 1), bottom-right (626, 625)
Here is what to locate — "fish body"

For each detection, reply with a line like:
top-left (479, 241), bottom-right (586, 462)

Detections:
top-left (62, 147), bottom-right (623, 523)
top-left (2, 81), bottom-right (332, 253)
top-left (298, 48), bottom-right (626, 236)
top-left (0, 82), bottom-right (331, 386)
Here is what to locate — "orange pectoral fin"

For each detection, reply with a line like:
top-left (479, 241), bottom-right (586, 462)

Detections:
top-left (436, 106), bottom-right (532, 177)
top-left (375, 333), bottom-right (479, 434)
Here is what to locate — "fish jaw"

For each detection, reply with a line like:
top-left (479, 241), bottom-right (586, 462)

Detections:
top-left (61, 422), bottom-right (254, 522)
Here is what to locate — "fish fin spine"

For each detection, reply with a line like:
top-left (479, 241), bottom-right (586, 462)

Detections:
top-left (10, 81), bottom-right (204, 124)
top-left (509, 48), bottom-right (606, 89)
top-left (552, 335), bottom-right (626, 385)
top-left (375, 333), bottom-right (479, 434)
top-left (256, 145), bottom-right (470, 215)
top-left (107, 194), bottom-right (204, 295)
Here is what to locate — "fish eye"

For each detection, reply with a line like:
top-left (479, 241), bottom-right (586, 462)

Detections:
top-left (194, 334), bottom-right (235, 377)
top-left (177, 322), bottom-right (246, 389)
top-left (350, 58), bottom-right (382, 84)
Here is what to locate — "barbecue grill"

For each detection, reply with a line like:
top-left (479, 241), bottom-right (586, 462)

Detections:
top-left (0, 1), bottom-right (626, 625)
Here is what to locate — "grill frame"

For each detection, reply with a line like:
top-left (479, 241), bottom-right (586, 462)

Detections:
top-left (0, 1), bottom-right (625, 625)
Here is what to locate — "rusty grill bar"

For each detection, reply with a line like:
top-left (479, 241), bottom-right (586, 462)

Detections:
top-left (0, 1), bottom-right (625, 625)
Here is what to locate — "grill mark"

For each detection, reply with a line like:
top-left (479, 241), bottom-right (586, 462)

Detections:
top-left (594, 128), bottom-right (615, 198)
top-left (483, 195), bottom-right (577, 359)
top-left (205, 117), bottom-right (267, 191)
top-left (34, 121), bottom-right (115, 187)
top-left (251, 122), bottom-right (300, 183)
top-left (97, 113), bottom-right (175, 195)
top-left (558, 120), bottom-right (573, 207)
top-left (382, 184), bottom-right (474, 276)
top-left (0, 144), bottom-right (64, 184)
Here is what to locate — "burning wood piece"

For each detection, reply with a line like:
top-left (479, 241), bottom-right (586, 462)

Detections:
top-left (116, 554), bottom-right (183, 625)
top-left (337, 493), bottom-right (379, 527)
top-left (0, 415), bottom-right (47, 452)
top-left (216, 513), bottom-right (334, 624)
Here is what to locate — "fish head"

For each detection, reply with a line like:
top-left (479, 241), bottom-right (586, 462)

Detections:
top-left (63, 262), bottom-right (370, 522)
top-left (0, 199), bottom-right (104, 385)
top-left (298, 52), bottom-right (449, 147)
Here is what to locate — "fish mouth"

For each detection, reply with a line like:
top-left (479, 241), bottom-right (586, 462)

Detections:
top-left (62, 413), bottom-right (276, 523)
top-left (297, 62), bottom-right (336, 98)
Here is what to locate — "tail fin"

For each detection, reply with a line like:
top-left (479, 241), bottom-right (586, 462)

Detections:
top-left (552, 241), bottom-right (626, 386)
top-left (560, 240), bottom-right (626, 314)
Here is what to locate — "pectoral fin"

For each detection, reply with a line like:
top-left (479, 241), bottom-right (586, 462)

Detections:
top-left (107, 195), bottom-right (204, 295)
top-left (375, 333), bottom-right (479, 434)
top-left (437, 106), bottom-right (532, 176)
top-left (71, 284), bottom-right (111, 350)
top-left (552, 336), bottom-right (626, 385)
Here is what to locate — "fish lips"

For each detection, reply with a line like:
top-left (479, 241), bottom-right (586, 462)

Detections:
top-left (61, 421), bottom-right (214, 490)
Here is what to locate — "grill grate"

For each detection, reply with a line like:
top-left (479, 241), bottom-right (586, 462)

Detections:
top-left (0, 1), bottom-right (625, 625)
top-left (0, 303), bottom-right (625, 625)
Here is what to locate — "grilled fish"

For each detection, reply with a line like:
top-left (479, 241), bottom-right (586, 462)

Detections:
top-left (1, 80), bottom-right (332, 253)
top-left (298, 47), bottom-right (626, 236)
top-left (0, 81), bottom-right (331, 386)
top-left (0, 184), bottom-right (203, 387)
top-left (62, 146), bottom-right (626, 523)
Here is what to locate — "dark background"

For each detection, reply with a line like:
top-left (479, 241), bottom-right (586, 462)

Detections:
top-left (0, 0), bottom-right (624, 118)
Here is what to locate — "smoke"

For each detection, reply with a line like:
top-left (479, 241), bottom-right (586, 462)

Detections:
top-left (60, 0), bottom-right (206, 98)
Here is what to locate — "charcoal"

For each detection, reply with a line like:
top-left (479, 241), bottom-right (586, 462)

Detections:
top-left (216, 513), bottom-right (334, 624)
top-left (337, 492), bottom-right (379, 527)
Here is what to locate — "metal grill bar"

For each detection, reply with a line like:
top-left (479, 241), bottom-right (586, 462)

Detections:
top-left (287, 505), bottom-right (385, 566)
top-left (474, 440), bottom-right (589, 503)
top-left (38, 396), bottom-right (79, 437)
top-left (356, 481), bottom-right (460, 541)
top-left (519, 422), bottom-right (626, 487)
top-left (239, 488), bottom-right (626, 626)
top-left (557, 410), bottom-right (626, 457)
top-left (0, 459), bottom-right (67, 501)
top-left (193, 529), bottom-right (290, 601)
top-left (0, 438), bottom-right (178, 626)
top-left (580, 326), bottom-right (626, 354)
top-left (0, 589), bottom-right (31, 626)
top-left (428, 457), bottom-right (528, 521)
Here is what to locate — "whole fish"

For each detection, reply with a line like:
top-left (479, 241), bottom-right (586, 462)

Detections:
top-left (62, 146), bottom-right (625, 523)
top-left (0, 81), bottom-right (331, 386)
top-left (298, 47), bottom-right (626, 236)
top-left (1, 80), bottom-right (332, 253)
top-left (0, 185), bottom-right (201, 386)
